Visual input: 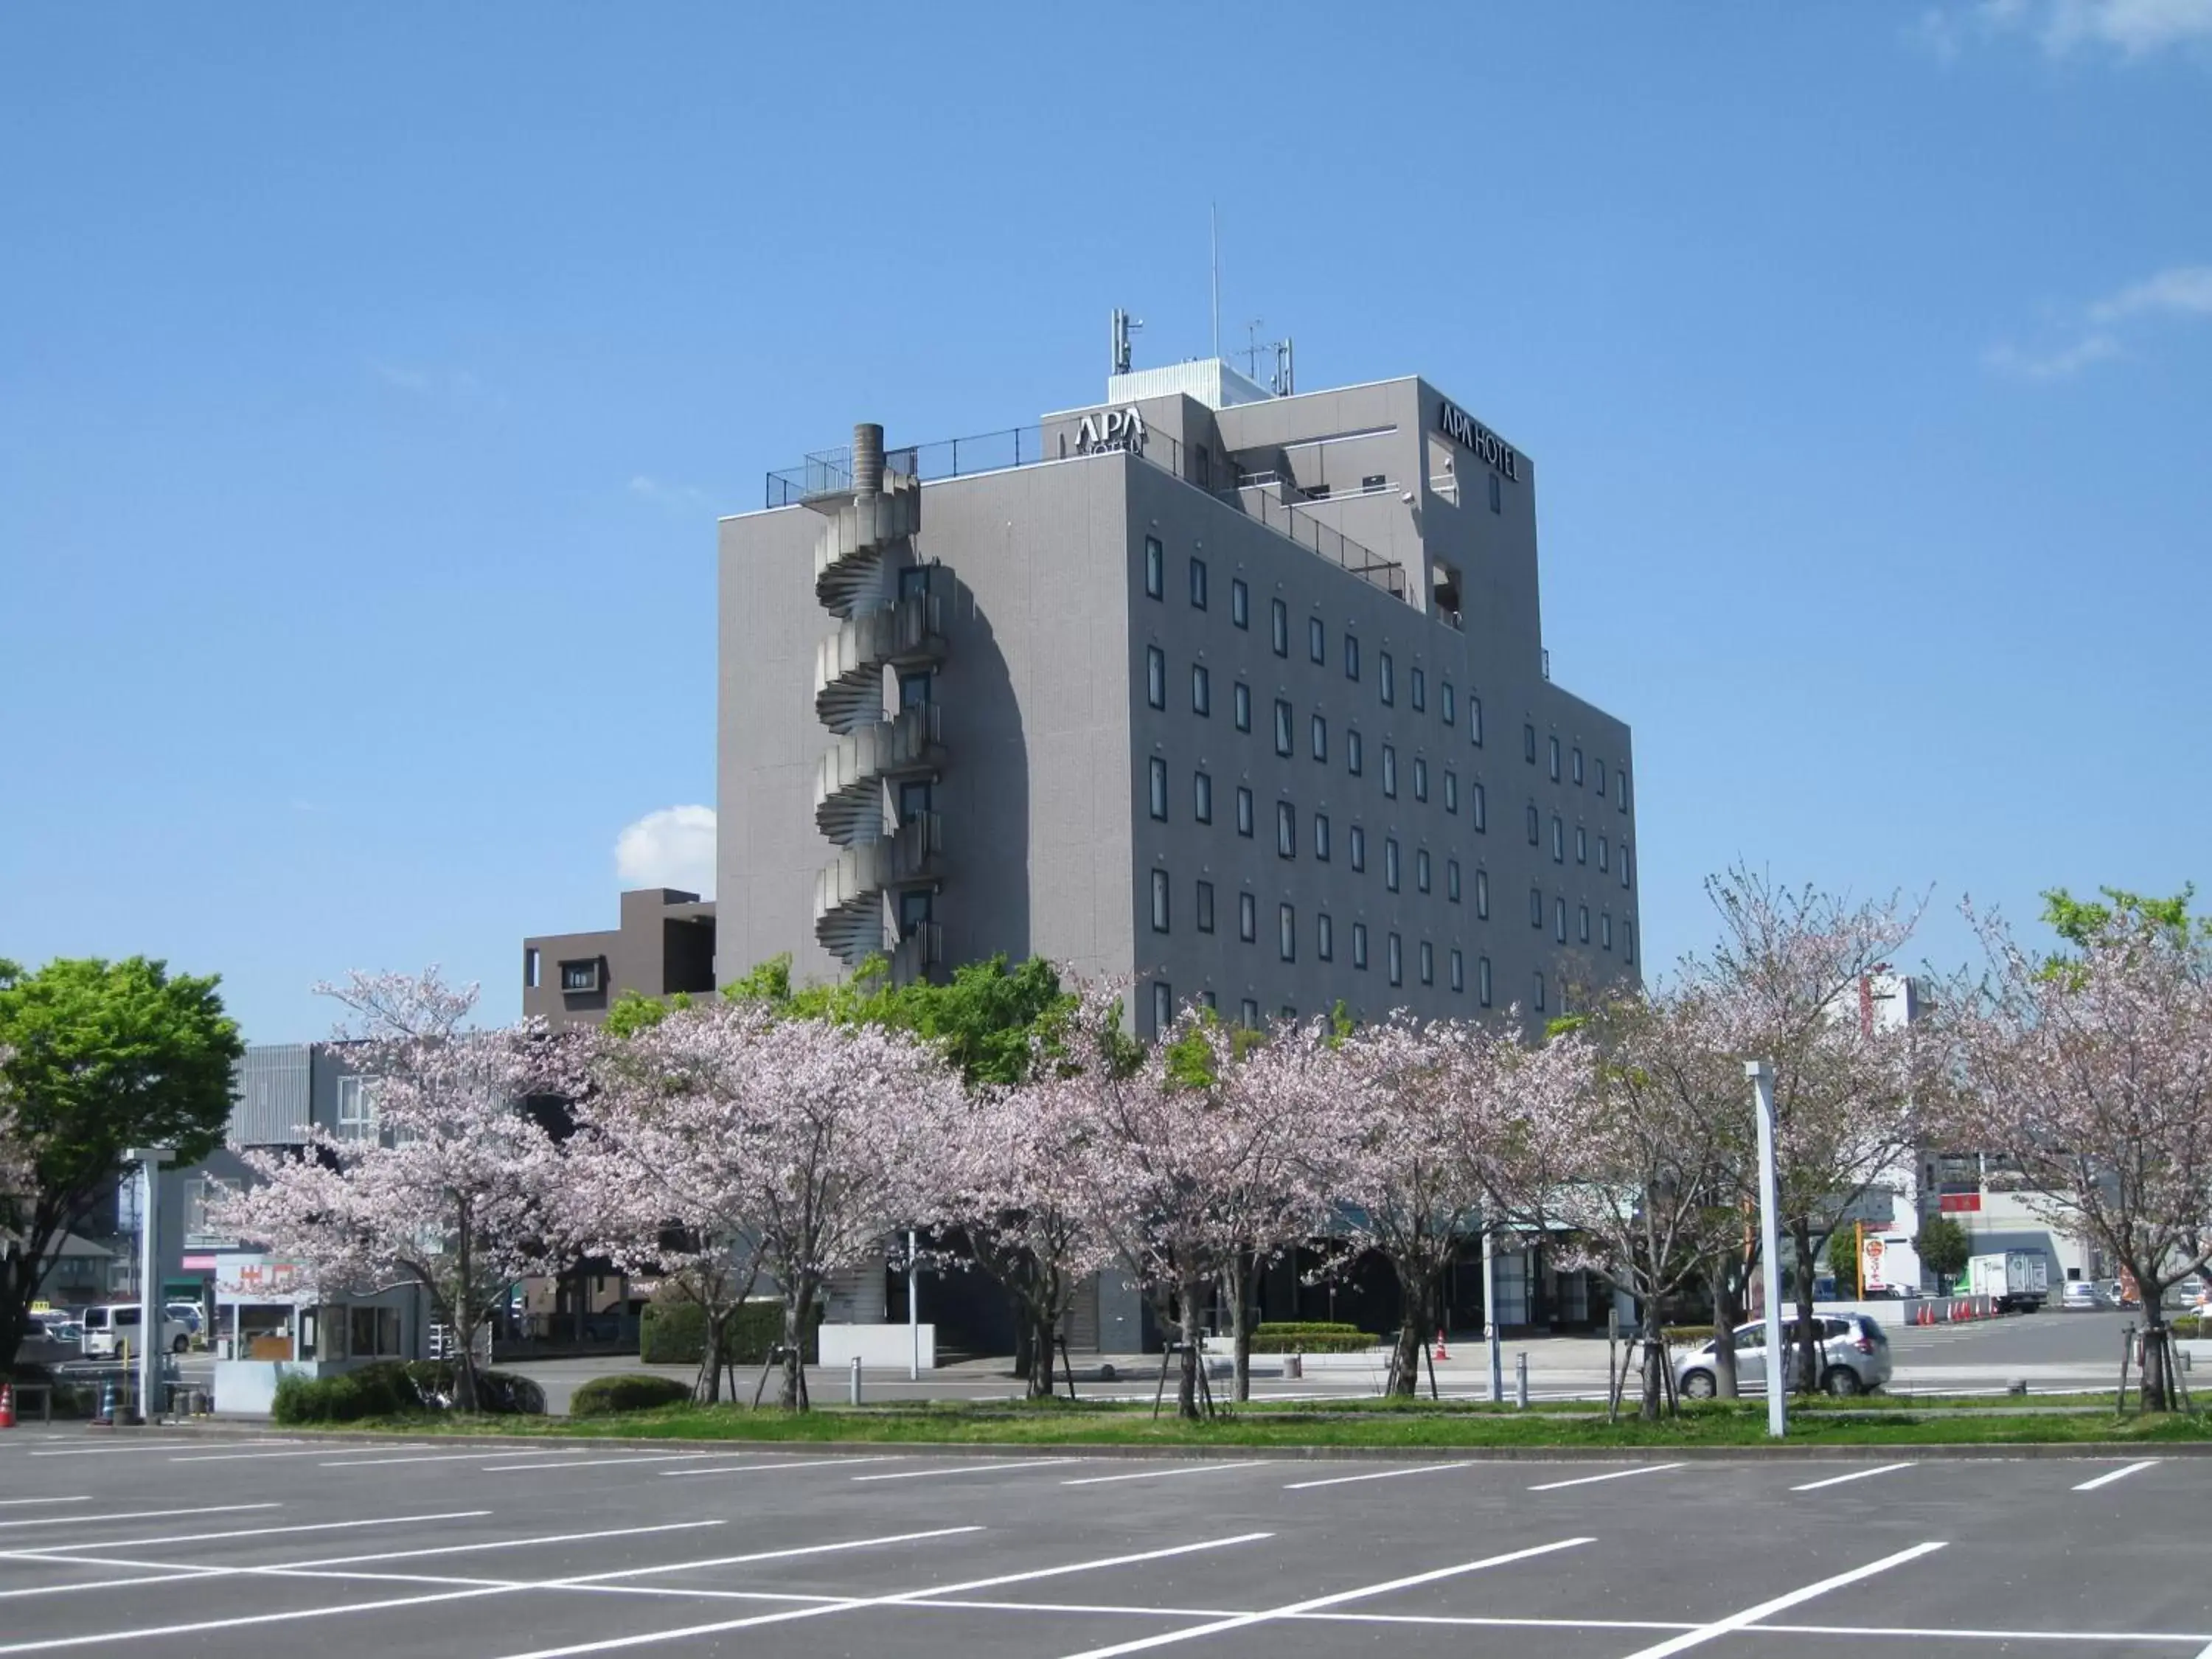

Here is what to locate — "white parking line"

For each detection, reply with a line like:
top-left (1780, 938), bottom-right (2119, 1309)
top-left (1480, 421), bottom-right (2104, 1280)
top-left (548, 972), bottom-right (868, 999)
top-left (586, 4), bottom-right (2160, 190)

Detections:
top-left (661, 1455), bottom-right (905, 1477)
top-left (1284, 1462), bottom-right (1471, 1491)
top-left (0, 1503), bottom-right (278, 1532)
top-left (477, 1454), bottom-right (723, 1472)
top-left (319, 1449), bottom-right (585, 1467)
top-left (170, 1445), bottom-right (431, 1463)
top-left (1062, 1461), bottom-right (1266, 1487)
top-left (1527, 1462), bottom-right (1685, 1492)
top-left (0, 1498), bottom-right (88, 1509)
top-left (28, 1441), bottom-right (295, 1458)
top-left (1615, 1540), bottom-right (1948, 1658)
top-left (0, 1510), bottom-right (491, 1557)
top-left (852, 1458), bottom-right (1079, 1481)
top-left (1053, 1537), bottom-right (1593, 1658)
top-left (1791, 1462), bottom-right (1914, 1492)
top-left (2073, 1460), bottom-right (2161, 1492)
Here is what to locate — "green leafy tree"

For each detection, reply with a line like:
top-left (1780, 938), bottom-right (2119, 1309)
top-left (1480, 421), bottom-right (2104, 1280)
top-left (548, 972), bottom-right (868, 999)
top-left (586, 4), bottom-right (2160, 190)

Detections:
top-left (1917, 1214), bottom-right (1971, 1292)
top-left (1826, 1237), bottom-right (1863, 1298)
top-left (0, 958), bottom-right (243, 1371)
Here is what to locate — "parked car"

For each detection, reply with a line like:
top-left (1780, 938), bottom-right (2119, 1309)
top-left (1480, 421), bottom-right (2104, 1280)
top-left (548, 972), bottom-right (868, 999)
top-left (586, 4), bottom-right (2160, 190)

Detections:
top-left (165, 1301), bottom-right (205, 1336)
top-left (2061, 1281), bottom-right (2115, 1310)
top-left (78, 1303), bottom-right (192, 1357)
top-left (1677, 1314), bottom-right (1893, 1398)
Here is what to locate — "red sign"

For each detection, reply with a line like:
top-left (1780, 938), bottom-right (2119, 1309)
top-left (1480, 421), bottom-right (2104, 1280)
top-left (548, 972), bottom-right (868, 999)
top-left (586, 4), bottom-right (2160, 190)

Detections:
top-left (1939, 1194), bottom-right (1982, 1213)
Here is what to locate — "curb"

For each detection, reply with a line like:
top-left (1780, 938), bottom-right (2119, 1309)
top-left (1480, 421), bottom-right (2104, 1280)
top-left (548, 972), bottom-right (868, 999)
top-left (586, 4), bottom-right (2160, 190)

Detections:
top-left (113, 1419), bottom-right (2212, 1465)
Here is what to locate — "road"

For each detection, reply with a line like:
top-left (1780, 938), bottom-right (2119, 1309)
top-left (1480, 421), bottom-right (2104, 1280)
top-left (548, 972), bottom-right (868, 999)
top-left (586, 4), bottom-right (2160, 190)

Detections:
top-left (0, 1424), bottom-right (2205, 1655)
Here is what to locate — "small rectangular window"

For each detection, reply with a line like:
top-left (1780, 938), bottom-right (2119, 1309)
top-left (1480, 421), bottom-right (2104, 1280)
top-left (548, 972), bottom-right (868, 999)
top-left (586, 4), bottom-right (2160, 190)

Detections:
top-left (1147, 757), bottom-right (1168, 820)
top-left (524, 947), bottom-right (540, 989)
top-left (1471, 782), bottom-right (1487, 833)
top-left (1410, 667), bottom-right (1426, 712)
top-left (1237, 787), bottom-right (1254, 838)
top-left (1595, 758), bottom-right (1607, 798)
top-left (1548, 735), bottom-right (1562, 781)
top-left (1200, 989), bottom-right (1217, 1012)
top-left (1450, 948), bottom-right (1464, 993)
top-left (1234, 683), bottom-right (1252, 732)
top-left (1419, 940), bottom-right (1434, 985)
top-left (1531, 886), bottom-right (1544, 928)
top-left (1241, 998), bottom-right (1260, 1028)
top-left (1362, 472), bottom-right (1385, 490)
top-left (1310, 714), bottom-right (1327, 762)
top-left (1239, 891), bottom-right (1258, 942)
top-left (1308, 616), bottom-right (1325, 664)
top-left (1442, 683), bottom-right (1455, 726)
top-left (1623, 842), bottom-right (1633, 889)
top-left (1231, 578), bottom-right (1250, 629)
top-left (900, 669), bottom-right (934, 710)
top-left (1197, 880), bottom-right (1216, 933)
top-left (1276, 801), bottom-right (1295, 858)
top-left (1444, 771), bottom-right (1458, 813)
top-left (1380, 652), bottom-right (1396, 706)
top-left (1618, 771), bottom-right (1630, 814)
top-left (1413, 757), bottom-right (1428, 802)
top-left (1344, 635), bottom-right (1360, 681)
top-left (1382, 745), bottom-right (1397, 798)
top-left (1189, 556), bottom-right (1208, 609)
top-left (1479, 955), bottom-right (1494, 1006)
top-left (1416, 848), bottom-right (1431, 894)
top-left (1317, 912), bottom-right (1335, 961)
top-left (1475, 867), bottom-right (1490, 919)
top-left (1346, 729), bottom-right (1363, 776)
top-left (1274, 698), bottom-right (1293, 757)
top-left (1578, 904), bottom-right (1590, 944)
top-left (1279, 904), bottom-right (1295, 962)
top-left (1349, 825), bottom-right (1367, 872)
top-left (1193, 771), bottom-right (1213, 823)
top-left (1470, 696), bottom-right (1484, 748)
top-left (1385, 837), bottom-right (1401, 892)
top-left (1388, 932), bottom-right (1404, 987)
top-left (1534, 970), bottom-right (1547, 1013)
top-left (1526, 803), bottom-right (1540, 846)
top-left (1524, 723), bottom-right (1537, 764)
top-left (1597, 835), bottom-right (1610, 872)
top-left (1313, 813), bottom-right (1331, 860)
top-left (1551, 815), bottom-right (1564, 863)
top-left (1555, 897), bottom-right (1568, 943)
top-left (1572, 747), bottom-right (1585, 786)
top-left (1270, 597), bottom-right (1289, 657)
top-left (1489, 470), bottom-right (1502, 514)
top-left (1152, 979), bottom-right (1172, 1035)
top-left (1150, 868), bottom-right (1170, 933)
top-left (1601, 911), bottom-right (1613, 950)
top-left (1447, 859), bottom-right (1461, 902)
top-left (560, 958), bottom-right (602, 993)
top-left (1144, 537), bottom-right (1164, 599)
top-left (1190, 663), bottom-right (1211, 716)
top-left (1575, 825), bottom-right (1587, 865)
top-left (1147, 647), bottom-right (1166, 709)
top-left (1194, 444), bottom-right (1211, 487)
top-left (1625, 921), bottom-right (1635, 964)
top-left (1353, 922), bottom-right (1369, 970)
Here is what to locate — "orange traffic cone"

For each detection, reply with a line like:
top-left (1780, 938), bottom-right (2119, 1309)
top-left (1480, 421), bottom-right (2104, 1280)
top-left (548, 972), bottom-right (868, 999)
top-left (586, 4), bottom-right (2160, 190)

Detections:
top-left (1433, 1327), bottom-right (1449, 1361)
top-left (0, 1382), bottom-right (15, 1429)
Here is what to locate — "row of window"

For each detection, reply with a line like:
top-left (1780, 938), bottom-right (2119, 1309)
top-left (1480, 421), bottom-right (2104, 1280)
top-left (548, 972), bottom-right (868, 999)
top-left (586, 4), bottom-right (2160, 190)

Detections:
top-left (1147, 868), bottom-right (1635, 967)
top-left (1143, 537), bottom-right (1630, 812)
top-left (1145, 955), bottom-right (1568, 1036)
top-left (1144, 754), bottom-right (1632, 897)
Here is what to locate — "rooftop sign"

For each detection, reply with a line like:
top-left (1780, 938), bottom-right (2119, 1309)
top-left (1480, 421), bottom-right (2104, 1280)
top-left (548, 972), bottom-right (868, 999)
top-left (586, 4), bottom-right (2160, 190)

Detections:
top-left (1074, 405), bottom-right (1147, 456)
top-left (1437, 400), bottom-right (1520, 482)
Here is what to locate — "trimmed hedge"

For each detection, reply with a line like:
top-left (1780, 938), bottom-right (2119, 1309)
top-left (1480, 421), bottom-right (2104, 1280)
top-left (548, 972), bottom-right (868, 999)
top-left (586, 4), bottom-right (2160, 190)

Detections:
top-left (571, 1373), bottom-right (695, 1419)
top-left (270, 1360), bottom-right (546, 1425)
top-left (1248, 1321), bottom-right (1378, 1354)
top-left (640, 1300), bottom-right (819, 1366)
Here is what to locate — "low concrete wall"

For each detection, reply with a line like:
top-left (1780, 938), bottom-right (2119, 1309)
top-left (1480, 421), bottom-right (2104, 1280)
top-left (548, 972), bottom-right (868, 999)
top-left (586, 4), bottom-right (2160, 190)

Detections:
top-left (816, 1323), bottom-right (935, 1370)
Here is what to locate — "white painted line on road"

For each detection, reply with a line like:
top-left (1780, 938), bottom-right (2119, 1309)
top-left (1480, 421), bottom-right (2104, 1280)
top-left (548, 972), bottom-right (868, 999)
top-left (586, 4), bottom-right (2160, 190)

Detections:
top-left (319, 1448), bottom-right (585, 1467)
top-left (2073, 1459), bottom-right (2161, 1492)
top-left (287, 1518), bottom-right (723, 1571)
top-left (0, 1498), bottom-right (89, 1509)
top-left (0, 1509), bottom-right (490, 1557)
top-left (1615, 1540), bottom-right (1948, 1658)
top-left (476, 1453), bottom-right (723, 1472)
top-left (170, 1445), bottom-right (431, 1463)
top-left (852, 1458), bottom-right (1079, 1481)
top-left (1051, 1536), bottom-right (1594, 1658)
top-left (27, 1441), bottom-right (295, 1458)
top-left (543, 1525), bottom-right (984, 1588)
top-left (1062, 1461), bottom-right (1267, 1487)
top-left (1284, 1461), bottom-right (1472, 1491)
top-left (661, 1454), bottom-right (905, 1477)
top-left (1528, 1462), bottom-right (1685, 1492)
top-left (0, 1503), bottom-right (279, 1532)
top-left (490, 1529), bottom-right (1277, 1658)
top-left (1791, 1462), bottom-right (1915, 1492)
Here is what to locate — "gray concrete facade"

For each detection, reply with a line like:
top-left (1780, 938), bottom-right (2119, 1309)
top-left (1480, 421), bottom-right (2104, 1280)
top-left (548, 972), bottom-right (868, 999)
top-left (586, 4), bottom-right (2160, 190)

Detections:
top-left (719, 369), bottom-right (1640, 1032)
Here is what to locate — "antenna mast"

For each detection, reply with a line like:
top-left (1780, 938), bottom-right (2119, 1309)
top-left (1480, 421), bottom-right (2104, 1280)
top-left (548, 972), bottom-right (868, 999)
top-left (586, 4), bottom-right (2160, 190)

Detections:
top-left (1210, 203), bottom-right (1220, 361)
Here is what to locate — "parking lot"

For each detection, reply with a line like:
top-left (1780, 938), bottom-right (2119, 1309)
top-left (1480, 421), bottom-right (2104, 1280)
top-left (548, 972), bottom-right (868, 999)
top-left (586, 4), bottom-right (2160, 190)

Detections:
top-left (1, 1428), bottom-right (2206, 1656)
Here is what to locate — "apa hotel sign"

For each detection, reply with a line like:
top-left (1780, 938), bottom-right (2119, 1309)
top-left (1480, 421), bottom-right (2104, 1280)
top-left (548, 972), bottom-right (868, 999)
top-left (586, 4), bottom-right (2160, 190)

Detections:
top-left (1436, 400), bottom-right (1520, 482)
top-left (1074, 405), bottom-right (1147, 456)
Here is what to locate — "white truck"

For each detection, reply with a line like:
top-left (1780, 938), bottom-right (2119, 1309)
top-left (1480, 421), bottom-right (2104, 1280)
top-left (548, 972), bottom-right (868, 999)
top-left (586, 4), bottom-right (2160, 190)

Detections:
top-left (1966, 1250), bottom-right (2050, 1313)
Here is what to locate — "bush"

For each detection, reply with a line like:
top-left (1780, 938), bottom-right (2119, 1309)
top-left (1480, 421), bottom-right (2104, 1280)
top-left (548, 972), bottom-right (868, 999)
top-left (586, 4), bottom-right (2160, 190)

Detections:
top-left (1247, 1322), bottom-right (1378, 1354)
top-left (2173, 1314), bottom-right (2205, 1340)
top-left (268, 1360), bottom-right (546, 1425)
top-left (640, 1298), bottom-right (817, 1366)
top-left (571, 1373), bottom-right (695, 1419)
top-left (400, 1362), bottom-right (546, 1416)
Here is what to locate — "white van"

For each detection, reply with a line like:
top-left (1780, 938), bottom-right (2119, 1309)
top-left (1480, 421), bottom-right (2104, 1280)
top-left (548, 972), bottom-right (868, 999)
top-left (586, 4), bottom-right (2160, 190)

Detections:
top-left (79, 1304), bottom-right (192, 1357)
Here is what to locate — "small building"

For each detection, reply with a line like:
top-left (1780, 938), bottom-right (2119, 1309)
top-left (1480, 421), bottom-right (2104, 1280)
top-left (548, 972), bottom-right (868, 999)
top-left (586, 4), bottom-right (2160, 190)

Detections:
top-left (523, 887), bottom-right (717, 1031)
top-left (211, 1251), bottom-right (423, 1416)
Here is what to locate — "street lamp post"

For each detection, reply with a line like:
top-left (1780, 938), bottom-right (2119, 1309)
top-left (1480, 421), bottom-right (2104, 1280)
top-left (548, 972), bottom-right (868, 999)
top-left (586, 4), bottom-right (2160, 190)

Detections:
top-left (125, 1146), bottom-right (175, 1423)
top-left (1482, 1225), bottom-right (1503, 1404)
top-left (1745, 1062), bottom-right (1785, 1439)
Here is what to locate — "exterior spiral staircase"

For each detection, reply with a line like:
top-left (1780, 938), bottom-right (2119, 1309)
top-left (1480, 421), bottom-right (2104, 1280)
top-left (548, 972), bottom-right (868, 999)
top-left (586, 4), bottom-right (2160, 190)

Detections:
top-left (806, 422), bottom-right (945, 973)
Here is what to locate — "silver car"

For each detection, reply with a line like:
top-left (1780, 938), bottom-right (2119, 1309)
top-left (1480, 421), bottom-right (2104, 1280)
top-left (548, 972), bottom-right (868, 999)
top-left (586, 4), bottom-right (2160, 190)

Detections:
top-left (1677, 1315), bottom-right (1893, 1398)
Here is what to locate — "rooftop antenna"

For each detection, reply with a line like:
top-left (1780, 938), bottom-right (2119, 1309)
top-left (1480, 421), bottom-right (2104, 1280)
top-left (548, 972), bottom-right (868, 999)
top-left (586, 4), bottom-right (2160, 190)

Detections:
top-left (1273, 336), bottom-right (1295, 397)
top-left (1110, 307), bottom-right (1143, 377)
top-left (1239, 319), bottom-right (1267, 381)
top-left (1209, 202), bottom-right (1220, 362)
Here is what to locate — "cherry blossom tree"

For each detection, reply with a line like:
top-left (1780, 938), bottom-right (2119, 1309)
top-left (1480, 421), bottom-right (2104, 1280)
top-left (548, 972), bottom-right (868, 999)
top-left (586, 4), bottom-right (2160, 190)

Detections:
top-left (1956, 901), bottom-right (2212, 1409)
top-left (209, 970), bottom-right (577, 1412)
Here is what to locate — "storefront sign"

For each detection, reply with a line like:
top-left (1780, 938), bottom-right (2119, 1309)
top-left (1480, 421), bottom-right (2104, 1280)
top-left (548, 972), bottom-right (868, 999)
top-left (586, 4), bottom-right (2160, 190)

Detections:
top-left (1436, 400), bottom-right (1520, 481)
top-left (1075, 405), bottom-right (1147, 456)
top-left (215, 1253), bottom-right (309, 1303)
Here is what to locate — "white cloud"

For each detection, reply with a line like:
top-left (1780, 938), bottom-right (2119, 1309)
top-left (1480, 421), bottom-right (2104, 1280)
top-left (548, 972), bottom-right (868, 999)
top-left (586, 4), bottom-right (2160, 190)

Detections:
top-left (1986, 264), bottom-right (2212, 380)
top-left (615, 805), bottom-right (717, 899)
top-left (1916, 0), bottom-right (2212, 60)
top-left (627, 474), bottom-right (714, 515)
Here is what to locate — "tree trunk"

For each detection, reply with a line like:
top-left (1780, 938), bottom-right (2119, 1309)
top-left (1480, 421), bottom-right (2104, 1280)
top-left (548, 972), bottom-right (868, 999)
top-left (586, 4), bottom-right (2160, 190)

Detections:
top-left (1175, 1277), bottom-right (1203, 1422)
top-left (1226, 1254), bottom-right (1253, 1405)
top-left (1711, 1265), bottom-right (1742, 1399)
top-left (1012, 1310), bottom-right (1034, 1382)
top-left (779, 1276), bottom-right (813, 1412)
top-left (1388, 1301), bottom-right (1424, 1399)
top-left (1790, 1217), bottom-right (1820, 1396)
top-left (1031, 1307), bottom-right (1059, 1400)
top-left (2138, 1277), bottom-right (2172, 1411)
top-left (1639, 1300), bottom-right (1667, 1420)
top-left (697, 1307), bottom-right (725, 1405)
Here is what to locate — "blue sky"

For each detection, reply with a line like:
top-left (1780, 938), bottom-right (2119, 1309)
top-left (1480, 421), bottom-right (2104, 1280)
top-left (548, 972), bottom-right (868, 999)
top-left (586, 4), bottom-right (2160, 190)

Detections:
top-left (3, 1), bottom-right (2208, 1043)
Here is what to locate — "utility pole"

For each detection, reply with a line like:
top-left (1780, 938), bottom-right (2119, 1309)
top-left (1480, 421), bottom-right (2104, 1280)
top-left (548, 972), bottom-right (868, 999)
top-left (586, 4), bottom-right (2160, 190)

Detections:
top-left (1747, 1062), bottom-right (1786, 1438)
top-left (125, 1147), bottom-right (174, 1422)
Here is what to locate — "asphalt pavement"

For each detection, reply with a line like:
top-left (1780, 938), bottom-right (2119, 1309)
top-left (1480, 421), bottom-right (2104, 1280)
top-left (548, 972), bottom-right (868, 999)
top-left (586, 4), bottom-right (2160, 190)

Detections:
top-left (0, 1423), bottom-right (2205, 1655)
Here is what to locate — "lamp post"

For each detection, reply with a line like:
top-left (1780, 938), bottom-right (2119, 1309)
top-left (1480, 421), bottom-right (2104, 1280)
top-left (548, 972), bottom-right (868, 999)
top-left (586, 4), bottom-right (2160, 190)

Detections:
top-left (125, 1146), bottom-right (175, 1422)
top-left (906, 1229), bottom-right (920, 1382)
top-left (1482, 1225), bottom-right (1503, 1405)
top-left (1745, 1062), bottom-right (1785, 1439)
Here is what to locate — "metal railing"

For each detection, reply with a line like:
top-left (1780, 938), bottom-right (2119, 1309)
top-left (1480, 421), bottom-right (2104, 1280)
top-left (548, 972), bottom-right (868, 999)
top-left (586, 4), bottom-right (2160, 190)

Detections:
top-left (766, 420), bottom-right (1413, 605)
